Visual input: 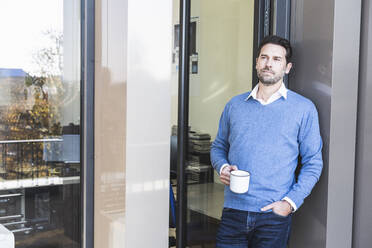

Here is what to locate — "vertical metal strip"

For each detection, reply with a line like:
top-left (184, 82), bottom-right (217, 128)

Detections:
top-left (274, 0), bottom-right (291, 87)
top-left (264, 0), bottom-right (271, 36)
top-left (81, 0), bottom-right (95, 247)
top-left (177, 0), bottom-right (190, 247)
top-left (252, 0), bottom-right (271, 88)
top-left (274, 0), bottom-right (291, 39)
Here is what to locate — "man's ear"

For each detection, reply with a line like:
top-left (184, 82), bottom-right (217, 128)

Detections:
top-left (285, 62), bottom-right (293, 74)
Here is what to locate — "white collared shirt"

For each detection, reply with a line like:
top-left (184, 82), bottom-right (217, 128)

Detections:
top-left (245, 82), bottom-right (288, 105)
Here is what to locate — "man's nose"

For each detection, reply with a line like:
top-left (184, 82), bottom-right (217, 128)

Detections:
top-left (265, 58), bottom-right (273, 67)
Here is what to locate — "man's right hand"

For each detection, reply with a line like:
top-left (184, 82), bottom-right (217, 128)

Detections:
top-left (220, 165), bottom-right (238, 186)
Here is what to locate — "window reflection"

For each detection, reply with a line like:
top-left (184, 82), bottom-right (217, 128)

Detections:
top-left (0, 0), bottom-right (81, 247)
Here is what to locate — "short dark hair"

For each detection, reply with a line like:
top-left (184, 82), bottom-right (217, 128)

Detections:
top-left (257, 35), bottom-right (292, 63)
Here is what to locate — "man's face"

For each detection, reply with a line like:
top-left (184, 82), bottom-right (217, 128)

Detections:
top-left (256, 43), bottom-right (292, 85)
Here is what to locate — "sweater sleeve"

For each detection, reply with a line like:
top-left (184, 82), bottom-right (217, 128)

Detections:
top-left (210, 102), bottom-right (231, 174)
top-left (285, 103), bottom-right (323, 209)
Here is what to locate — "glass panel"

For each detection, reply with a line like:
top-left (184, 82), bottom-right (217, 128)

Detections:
top-left (170, 0), bottom-right (255, 246)
top-left (0, 0), bottom-right (81, 247)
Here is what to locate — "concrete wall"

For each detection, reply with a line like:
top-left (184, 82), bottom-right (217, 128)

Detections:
top-left (289, 0), bottom-right (361, 247)
top-left (353, 0), bottom-right (372, 247)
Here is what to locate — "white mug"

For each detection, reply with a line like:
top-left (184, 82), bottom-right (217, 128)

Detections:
top-left (230, 170), bottom-right (250, 194)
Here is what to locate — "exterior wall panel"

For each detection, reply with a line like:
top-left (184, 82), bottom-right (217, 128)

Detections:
top-left (95, 0), bottom-right (172, 247)
top-left (125, 0), bottom-right (172, 247)
top-left (289, 0), bottom-right (361, 247)
top-left (353, 0), bottom-right (372, 247)
top-left (94, 0), bottom-right (128, 246)
top-left (289, 1), bottom-right (334, 246)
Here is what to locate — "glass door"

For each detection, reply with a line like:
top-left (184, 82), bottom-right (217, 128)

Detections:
top-left (170, 0), bottom-right (256, 247)
top-left (185, 1), bottom-right (255, 247)
top-left (0, 0), bottom-right (82, 247)
top-left (170, 0), bottom-right (291, 247)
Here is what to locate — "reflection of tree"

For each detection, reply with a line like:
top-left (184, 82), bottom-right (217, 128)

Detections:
top-left (32, 29), bottom-right (79, 109)
top-left (2, 78), bottom-right (62, 141)
top-left (33, 30), bottom-right (63, 77)
top-left (0, 30), bottom-right (64, 177)
top-left (2, 30), bottom-right (64, 140)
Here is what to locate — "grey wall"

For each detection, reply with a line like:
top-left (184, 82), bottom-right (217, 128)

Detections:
top-left (288, 0), bottom-right (361, 247)
top-left (288, 1), bottom-right (333, 246)
top-left (353, 0), bottom-right (372, 247)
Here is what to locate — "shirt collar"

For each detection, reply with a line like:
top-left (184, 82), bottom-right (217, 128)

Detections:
top-left (245, 82), bottom-right (288, 101)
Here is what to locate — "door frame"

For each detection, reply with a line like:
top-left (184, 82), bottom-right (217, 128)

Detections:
top-left (81, 0), bottom-right (95, 247)
top-left (176, 0), bottom-right (291, 247)
top-left (252, 0), bottom-right (291, 88)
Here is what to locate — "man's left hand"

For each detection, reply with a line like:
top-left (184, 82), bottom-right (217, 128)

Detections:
top-left (261, 200), bottom-right (292, 217)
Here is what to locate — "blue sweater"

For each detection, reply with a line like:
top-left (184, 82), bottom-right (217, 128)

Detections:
top-left (211, 90), bottom-right (323, 212)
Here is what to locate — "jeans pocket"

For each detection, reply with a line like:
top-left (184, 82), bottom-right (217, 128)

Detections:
top-left (271, 209), bottom-right (290, 218)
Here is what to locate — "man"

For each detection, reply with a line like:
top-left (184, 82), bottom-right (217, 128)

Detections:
top-left (210, 35), bottom-right (323, 248)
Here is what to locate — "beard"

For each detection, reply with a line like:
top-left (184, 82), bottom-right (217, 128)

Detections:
top-left (257, 68), bottom-right (285, 85)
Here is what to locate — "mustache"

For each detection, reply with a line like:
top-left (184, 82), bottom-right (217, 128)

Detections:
top-left (260, 68), bottom-right (274, 74)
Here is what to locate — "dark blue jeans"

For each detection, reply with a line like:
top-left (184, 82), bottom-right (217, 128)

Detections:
top-left (216, 208), bottom-right (292, 248)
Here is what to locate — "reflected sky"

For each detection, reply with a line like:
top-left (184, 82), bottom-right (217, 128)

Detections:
top-left (0, 0), bottom-right (62, 73)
